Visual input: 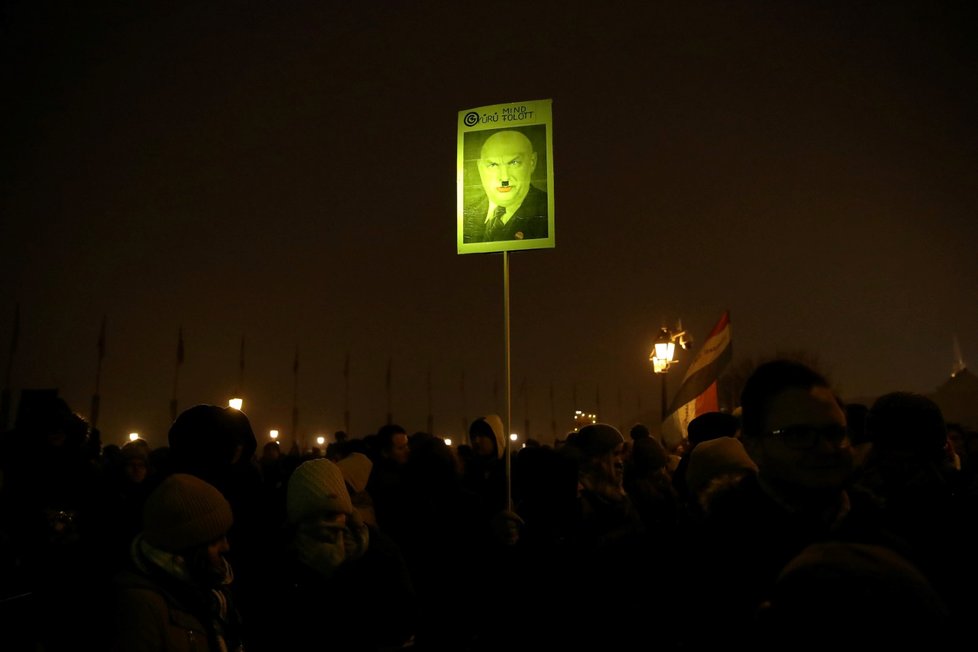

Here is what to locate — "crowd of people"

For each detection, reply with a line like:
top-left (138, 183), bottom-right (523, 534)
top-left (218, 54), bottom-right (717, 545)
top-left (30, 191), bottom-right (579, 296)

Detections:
top-left (2, 358), bottom-right (978, 651)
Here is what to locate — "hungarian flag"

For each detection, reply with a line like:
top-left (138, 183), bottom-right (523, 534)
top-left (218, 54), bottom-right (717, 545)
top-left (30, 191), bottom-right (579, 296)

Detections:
top-left (661, 310), bottom-right (733, 449)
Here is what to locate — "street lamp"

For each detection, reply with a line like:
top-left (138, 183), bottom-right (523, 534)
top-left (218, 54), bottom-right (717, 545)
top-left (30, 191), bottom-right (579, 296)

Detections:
top-left (650, 324), bottom-right (692, 420)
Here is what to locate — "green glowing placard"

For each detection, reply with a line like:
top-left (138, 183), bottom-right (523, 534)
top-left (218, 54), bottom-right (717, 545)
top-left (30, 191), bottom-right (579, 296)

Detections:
top-left (457, 99), bottom-right (554, 254)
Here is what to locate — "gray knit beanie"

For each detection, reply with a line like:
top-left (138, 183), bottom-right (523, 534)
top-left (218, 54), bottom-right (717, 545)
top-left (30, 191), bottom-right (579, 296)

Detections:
top-left (575, 423), bottom-right (625, 459)
top-left (142, 473), bottom-right (233, 552)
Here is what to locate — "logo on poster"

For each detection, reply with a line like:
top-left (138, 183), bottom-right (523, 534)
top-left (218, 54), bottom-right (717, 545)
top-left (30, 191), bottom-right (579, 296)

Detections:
top-left (463, 112), bottom-right (480, 127)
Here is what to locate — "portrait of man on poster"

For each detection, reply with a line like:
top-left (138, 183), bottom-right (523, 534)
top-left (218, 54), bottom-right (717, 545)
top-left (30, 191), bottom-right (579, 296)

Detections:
top-left (462, 126), bottom-right (549, 244)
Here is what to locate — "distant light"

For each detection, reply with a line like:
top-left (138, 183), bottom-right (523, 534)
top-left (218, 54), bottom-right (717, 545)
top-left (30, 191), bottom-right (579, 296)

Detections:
top-left (228, 397), bottom-right (243, 410)
top-left (316, 435), bottom-right (326, 446)
top-left (510, 433), bottom-right (518, 441)
top-left (269, 429), bottom-right (279, 440)
top-left (129, 432), bottom-right (139, 442)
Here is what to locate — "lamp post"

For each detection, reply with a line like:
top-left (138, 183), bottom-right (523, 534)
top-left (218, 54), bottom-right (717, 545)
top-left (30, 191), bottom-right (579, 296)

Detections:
top-left (650, 323), bottom-right (691, 421)
top-left (651, 327), bottom-right (676, 419)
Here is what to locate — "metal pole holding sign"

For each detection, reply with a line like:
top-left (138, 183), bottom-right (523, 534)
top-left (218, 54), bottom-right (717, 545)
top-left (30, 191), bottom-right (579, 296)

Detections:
top-left (456, 98), bottom-right (554, 514)
top-left (503, 250), bottom-right (512, 512)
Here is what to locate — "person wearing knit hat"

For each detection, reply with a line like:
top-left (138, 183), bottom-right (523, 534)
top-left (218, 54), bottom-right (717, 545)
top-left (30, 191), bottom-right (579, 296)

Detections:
top-left (168, 404), bottom-right (258, 477)
top-left (575, 423), bottom-right (627, 492)
top-left (687, 411), bottom-right (740, 446)
top-left (336, 451), bottom-right (378, 527)
top-left (572, 423), bottom-right (645, 539)
top-left (240, 458), bottom-right (418, 651)
top-left (855, 391), bottom-right (978, 626)
top-left (120, 438), bottom-right (153, 485)
top-left (557, 423), bottom-right (656, 650)
top-left (110, 473), bottom-right (245, 652)
top-left (685, 436), bottom-right (759, 511)
top-left (336, 451), bottom-right (373, 496)
top-left (165, 404), bottom-right (269, 594)
top-left (285, 458), bottom-right (367, 576)
top-left (623, 435), bottom-right (682, 531)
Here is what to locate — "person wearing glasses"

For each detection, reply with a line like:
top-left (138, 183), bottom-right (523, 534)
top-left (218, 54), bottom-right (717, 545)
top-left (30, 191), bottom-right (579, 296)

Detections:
top-left (674, 358), bottom-right (899, 650)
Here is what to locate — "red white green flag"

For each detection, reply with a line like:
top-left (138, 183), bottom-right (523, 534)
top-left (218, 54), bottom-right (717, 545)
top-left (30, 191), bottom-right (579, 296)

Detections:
top-left (662, 311), bottom-right (733, 449)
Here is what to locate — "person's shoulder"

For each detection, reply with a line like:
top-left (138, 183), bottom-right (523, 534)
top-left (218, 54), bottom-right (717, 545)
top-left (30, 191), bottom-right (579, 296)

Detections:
top-left (525, 184), bottom-right (547, 212)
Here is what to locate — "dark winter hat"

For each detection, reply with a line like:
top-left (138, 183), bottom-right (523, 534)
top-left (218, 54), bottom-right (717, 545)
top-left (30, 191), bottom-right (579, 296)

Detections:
top-left (168, 404), bottom-right (258, 470)
top-left (121, 438), bottom-right (151, 461)
top-left (629, 423), bottom-right (651, 440)
top-left (630, 437), bottom-right (669, 473)
top-left (142, 473), bottom-right (233, 553)
top-left (574, 423), bottom-right (624, 459)
top-left (867, 392), bottom-right (948, 461)
top-left (686, 411), bottom-right (740, 446)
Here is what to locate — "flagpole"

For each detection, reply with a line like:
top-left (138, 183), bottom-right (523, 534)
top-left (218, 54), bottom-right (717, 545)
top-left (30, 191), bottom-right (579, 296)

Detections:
top-left (292, 346), bottom-right (299, 452)
top-left (91, 315), bottom-right (106, 430)
top-left (660, 373), bottom-right (668, 423)
top-left (170, 326), bottom-right (183, 422)
top-left (502, 251), bottom-right (512, 512)
top-left (460, 367), bottom-right (467, 442)
top-left (237, 335), bottom-right (245, 398)
top-left (426, 365), bottom-right (434, 435)
top-left (1, 303), bottom-right (19, 432)
top-left (550, 380), bottom-right (556, 442)
top-left (385, 356), bottom-right (393, 425)
top-left (343, 351), bottom-right (350, 435)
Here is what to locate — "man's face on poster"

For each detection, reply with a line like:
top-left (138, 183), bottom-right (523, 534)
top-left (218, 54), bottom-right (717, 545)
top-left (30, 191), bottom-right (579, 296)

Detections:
top-left (477, 131), bottom-right (537, 209)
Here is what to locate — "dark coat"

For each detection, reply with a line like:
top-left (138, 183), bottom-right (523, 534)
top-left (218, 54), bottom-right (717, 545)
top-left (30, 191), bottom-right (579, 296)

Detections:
top-left (110, 567), bottom-right (243, 652)
top-left (462, 184), bottom-right (548, 243)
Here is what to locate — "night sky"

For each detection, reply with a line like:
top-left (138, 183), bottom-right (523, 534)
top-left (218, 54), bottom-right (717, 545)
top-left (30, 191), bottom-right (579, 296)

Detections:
top-left (3, 1), bottom-right (977, 448)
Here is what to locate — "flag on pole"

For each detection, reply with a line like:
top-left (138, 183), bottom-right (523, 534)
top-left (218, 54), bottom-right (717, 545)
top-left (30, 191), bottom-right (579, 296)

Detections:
top-left (661, 310), bottom-right (733, 449)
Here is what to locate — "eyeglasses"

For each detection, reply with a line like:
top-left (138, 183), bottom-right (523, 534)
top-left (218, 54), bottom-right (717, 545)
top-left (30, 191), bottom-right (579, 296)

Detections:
top-left (767, 424), bottom-right (848, 450)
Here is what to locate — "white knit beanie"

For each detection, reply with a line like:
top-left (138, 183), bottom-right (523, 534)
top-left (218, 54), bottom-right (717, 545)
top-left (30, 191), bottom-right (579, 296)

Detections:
top-left (142, 473), bottom-right (233, 552)
top-left (336, 452), bottom-right (373, 494)
top-left (287, 459), bottom-right (354, 524)
top-left (686, 436), bottom-right (758, 497)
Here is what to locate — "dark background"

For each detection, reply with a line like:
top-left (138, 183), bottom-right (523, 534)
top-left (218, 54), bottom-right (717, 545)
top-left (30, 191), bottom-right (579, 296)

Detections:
top-left (2, 1), bottom-right (976, 448)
